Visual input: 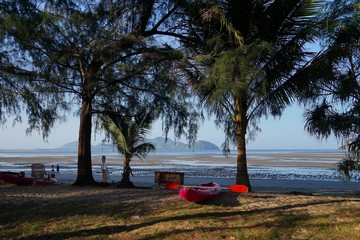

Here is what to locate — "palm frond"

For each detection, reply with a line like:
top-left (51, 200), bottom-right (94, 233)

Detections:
top-left (133, 143), bottom-right (156, 160)
top-left (100, 107), bottom-right (156, 161)
top-left (101, 116), bottom-right (130, 155)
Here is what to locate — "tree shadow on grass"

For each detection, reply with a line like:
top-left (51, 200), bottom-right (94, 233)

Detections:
top-left (16, 198), bottom-right (355, 240)
top-left (135, 209), bottom-right (360, 240)
top-left (197, 191), bottom-right (242, 207)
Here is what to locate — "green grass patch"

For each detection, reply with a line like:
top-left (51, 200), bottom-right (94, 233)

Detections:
top-left (1, 187), bottom-right (360, 240)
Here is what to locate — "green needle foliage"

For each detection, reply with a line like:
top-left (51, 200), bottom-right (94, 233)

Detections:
top-left (303, 0), bottom-right (360, 180)
top-left (0, 0), bottom-right (202, 186)
top-left (181, 0), bottom-right (325, 189)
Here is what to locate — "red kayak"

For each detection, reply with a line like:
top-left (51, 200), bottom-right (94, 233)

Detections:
top-left (0, 172), bottom-right (57, 185)
top-left (179, 182), bottom-right (221, 202)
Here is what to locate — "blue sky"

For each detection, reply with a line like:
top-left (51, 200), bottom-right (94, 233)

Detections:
top-left (0, 104), bottom-right (340, 150)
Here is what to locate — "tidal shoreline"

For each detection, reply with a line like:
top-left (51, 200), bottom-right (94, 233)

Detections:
top-left (1, 150), bottom-right (359, 195)
top-left (0, 149), bottom-right (346, 167)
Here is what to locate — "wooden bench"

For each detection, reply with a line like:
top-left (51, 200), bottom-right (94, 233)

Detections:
top-left (155, 171), bottom-right (184, 188)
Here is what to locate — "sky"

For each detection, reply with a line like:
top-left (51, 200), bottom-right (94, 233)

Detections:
top-left (0, 104), bottom-right (340, 150)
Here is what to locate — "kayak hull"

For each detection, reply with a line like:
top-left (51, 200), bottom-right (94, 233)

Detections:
top-left (0, 172), bottom-right (57, 185)
top-left (179, 182), bottom-right (221, 202)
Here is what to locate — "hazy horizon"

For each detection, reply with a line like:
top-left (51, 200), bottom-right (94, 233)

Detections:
top-left (0, 104), bottom-right (340, 150)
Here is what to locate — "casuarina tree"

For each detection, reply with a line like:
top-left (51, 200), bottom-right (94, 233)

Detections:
top-left (180, 0), bottom-right (324, 190)
top-left (303, 0), bottom-right (360, 180)
top-left (0, 0), bottom-right (201, 186)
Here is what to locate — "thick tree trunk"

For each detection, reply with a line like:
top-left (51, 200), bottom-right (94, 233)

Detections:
top-left (74, 97), bottom-right (96, 186)
top-left (234, 97), bottom-right (251, 191)
top-left (235, 123), bottom-right (251, 191)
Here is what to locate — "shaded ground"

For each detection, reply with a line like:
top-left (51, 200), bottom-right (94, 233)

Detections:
top-left (1, 183), bottom-right (360, 239)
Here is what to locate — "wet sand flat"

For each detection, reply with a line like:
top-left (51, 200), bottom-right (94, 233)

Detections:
top-left (0, 150), bottom-right (345, 168)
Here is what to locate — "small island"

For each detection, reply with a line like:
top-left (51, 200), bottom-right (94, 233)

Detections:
top-left (57, 137), bottom-right (219, 151)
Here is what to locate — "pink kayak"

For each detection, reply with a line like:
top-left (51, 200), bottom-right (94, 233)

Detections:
top-left (179, 182), bottom-right (221, 202)
top-left (0, 172), bottom-right (57, 185)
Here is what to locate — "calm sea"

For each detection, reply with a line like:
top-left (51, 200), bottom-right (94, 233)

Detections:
top-left (0, 148), bottom-right (346, 157)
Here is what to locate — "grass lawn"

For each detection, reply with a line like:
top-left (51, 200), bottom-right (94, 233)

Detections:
top-left (0, 184), bottom-right (359, 239)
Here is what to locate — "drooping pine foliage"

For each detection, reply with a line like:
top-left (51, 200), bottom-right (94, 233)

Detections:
top-left (179, 0), bottom-right (324, 188)
top-left (0, 0), bottom-right (202, 186)
top-left (304, 0), bottom-right (360, 179)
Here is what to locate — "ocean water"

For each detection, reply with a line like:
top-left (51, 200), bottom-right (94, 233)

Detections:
top-left (1, 148), bottom-right (359, 182)
top-left (0, 148), bottom-right (346, 157)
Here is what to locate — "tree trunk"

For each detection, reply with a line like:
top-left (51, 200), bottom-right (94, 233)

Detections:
top-left (234, 97), bottom-right (251, 191)
top-left (73, 97), bottom-right (97, 186)
top-left (235, 121), bottom-right (251, 191)
top-left (118, 156), bottom-right (135, 188)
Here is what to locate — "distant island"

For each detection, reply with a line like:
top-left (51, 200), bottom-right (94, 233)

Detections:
top-left (57, 136), bottom-right (219, 151)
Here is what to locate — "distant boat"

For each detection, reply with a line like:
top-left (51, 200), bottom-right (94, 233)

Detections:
top-left (0, 172), bottom-right (57, 185)
top-left (179, 182), bottom-right (221, 202)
